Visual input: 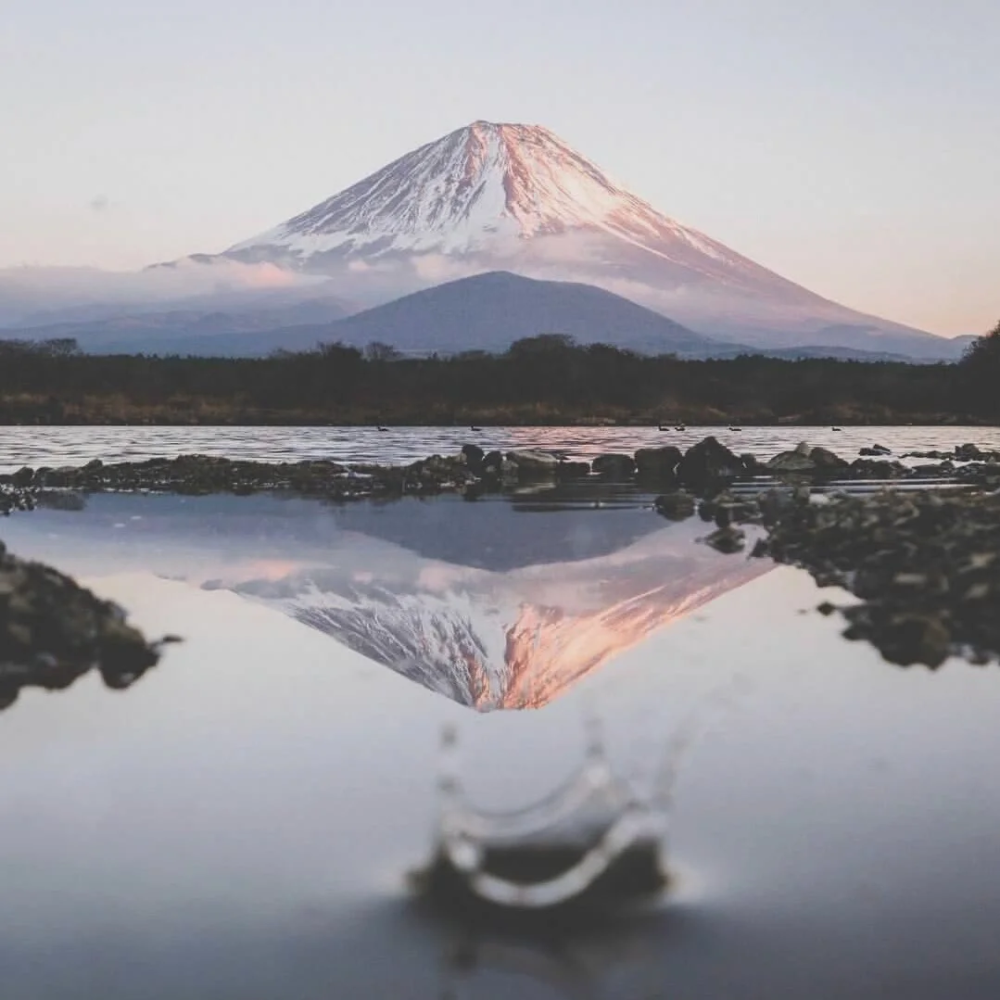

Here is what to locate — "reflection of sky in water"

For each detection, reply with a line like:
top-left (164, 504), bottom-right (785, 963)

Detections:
top-left (3, 492), bottom-right (771, 709)
top-left (1, 494), bottom-right (1000, 996)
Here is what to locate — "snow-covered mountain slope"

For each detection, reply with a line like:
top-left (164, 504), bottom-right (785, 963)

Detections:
top-left (213, 121), bottom-right (950, 357)
top-left (228, 121), bottom-right (747, 264)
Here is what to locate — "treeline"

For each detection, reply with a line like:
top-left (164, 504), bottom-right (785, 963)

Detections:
top-left (0, 330), bottom-right (996, 425)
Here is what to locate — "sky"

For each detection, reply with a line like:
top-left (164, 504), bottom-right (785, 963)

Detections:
top-left (2, 0), bottom-right (997, 336)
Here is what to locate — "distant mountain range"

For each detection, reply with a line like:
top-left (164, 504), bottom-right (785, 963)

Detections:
top-left (0, 120), bottom-right (976, 361)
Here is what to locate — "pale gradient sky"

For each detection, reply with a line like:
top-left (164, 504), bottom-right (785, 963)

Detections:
top-left (2, 0), bottom-right (997, 335)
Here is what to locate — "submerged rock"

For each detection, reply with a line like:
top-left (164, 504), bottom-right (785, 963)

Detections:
top-left (699, 492), bottom-right (763, 528)
top-left (702, 525), bottom-right (746, 554)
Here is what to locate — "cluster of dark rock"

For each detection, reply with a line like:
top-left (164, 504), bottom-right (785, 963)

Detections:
top-left (0, 539), bottom-right (173, 710)
top-left (1, 456), bottom-right (387, 499)
top-left (751, 491), bottom-right (1000, 669)
top-left (906, 443), bottom-right (1000, 462)
top-left (3, 436), bottom-right (998, 504)
top-left (636, 438), bottom-right (1000, 668)
top-left (1, 485), bottom-right (36, 517)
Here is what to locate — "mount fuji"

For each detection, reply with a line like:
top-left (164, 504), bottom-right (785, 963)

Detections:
top-left (203, 120), bottom-right (951, 358)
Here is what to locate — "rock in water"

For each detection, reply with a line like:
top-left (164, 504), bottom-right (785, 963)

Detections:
top-left (768, 442), bottom-right (848, 474)
top-left (556, 460), bottom-right (592, 478)
top-left (809, 446), bottom-right (849, 472)
top-left (767, 441), bottom-right (819, 472)
top-left (675, 437), bottom-right (746, 487)
top-left (504, 450), bottom-right (561, 477)
top-left (481, 450), bottom-right (504, 477)
top-left (956, 443), bottom-right (988, 461)
top-left (654, 491), bottom-right (697, 521)
top-left (461, 444), bottom-right (485, 473)
top-left (635, 446), bottom-right (683, 479)
top-left (592, 453), bottom-right (636, 479)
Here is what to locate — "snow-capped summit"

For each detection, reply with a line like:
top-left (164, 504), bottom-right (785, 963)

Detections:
top-left (228, 120), bottom-right (743, 267)
top-left (215, 120), bottom-right (946, 355)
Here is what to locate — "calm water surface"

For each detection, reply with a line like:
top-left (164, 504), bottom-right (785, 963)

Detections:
top-left (1, 486), bottom-right (999, 998)
top-left (1, 424), bottom-right (999, 473)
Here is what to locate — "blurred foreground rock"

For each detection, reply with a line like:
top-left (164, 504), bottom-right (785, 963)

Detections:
top-left (0, 539), bottom-right (173, 710)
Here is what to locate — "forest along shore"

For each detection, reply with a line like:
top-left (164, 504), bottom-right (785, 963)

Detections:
top-left (2, 435), bottom-right (1000, 672)
top-left (1, 334), bottom-right (999, 426)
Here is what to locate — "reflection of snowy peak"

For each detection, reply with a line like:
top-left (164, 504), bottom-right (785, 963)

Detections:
top-left (230, 534), bottom-right (771, 710)
top-left (292, 582), bottom-right (516, 707)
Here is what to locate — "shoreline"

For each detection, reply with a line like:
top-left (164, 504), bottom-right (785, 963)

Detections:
top-left (0, 415), bottom-right (996, 428)
top-left (3, 435), bottom-right (999, 672)
top-left (3, 436), bottom-right (999, 502)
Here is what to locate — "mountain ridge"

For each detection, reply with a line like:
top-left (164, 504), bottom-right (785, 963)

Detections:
top-left (316, 270), bottom-right (719, 356)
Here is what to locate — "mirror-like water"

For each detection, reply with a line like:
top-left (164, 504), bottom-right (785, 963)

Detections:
top-left (1, 484), bottom-right (999, 997)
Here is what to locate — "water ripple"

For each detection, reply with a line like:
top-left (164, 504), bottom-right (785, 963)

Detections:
top-left (0, 425), bottom-right (997, 475)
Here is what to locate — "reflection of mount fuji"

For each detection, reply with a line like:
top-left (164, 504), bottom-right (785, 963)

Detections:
top-left (7, 487), bottom-right (772, 709)
top-left (214, 514), bottom-right (770, 710)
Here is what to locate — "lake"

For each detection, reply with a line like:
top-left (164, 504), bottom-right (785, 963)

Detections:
top-left (1, 433), bottom-right (999, 997)
top-left (2, 424), bottom-right (1000, 474)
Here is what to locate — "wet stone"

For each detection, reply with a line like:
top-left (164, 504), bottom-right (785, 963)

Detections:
top-left (634, 446), bottom-right (683, 479)
top-left (592, 453), bottom-right (636, 479)
top-left (654, 491), bottom-right (697, 521)
top-left (675, 437), bottom-right (747, 487)
top-left (503, 450), bottom-right (561, 477)
top-left (556, 460), bottom-right (592, 479)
